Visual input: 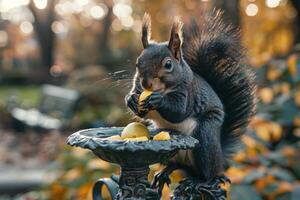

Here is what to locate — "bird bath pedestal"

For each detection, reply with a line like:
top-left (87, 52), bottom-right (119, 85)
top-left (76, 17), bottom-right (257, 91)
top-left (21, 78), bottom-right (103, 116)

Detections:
top-left (67, 127), bottom-right (198, 200)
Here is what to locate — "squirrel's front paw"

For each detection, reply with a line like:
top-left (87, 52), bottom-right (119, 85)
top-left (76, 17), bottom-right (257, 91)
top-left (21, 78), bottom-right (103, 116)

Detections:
top-left (125, 93), bottom-right (146, 117)
top-left (141, 92), bottom-right (163, 110)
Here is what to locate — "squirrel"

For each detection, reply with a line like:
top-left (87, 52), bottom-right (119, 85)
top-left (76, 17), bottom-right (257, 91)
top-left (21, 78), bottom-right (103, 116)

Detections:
top-left (125, 10), bottom-right (256, 199)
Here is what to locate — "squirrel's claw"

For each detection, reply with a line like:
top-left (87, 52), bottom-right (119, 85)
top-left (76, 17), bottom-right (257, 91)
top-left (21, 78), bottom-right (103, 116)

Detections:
top-left (214, 175), bottom-right (231, 185)
top-left (125, 93), bottom-right (139, 115)
top-left (151, 169), bottom-right (171, 196)
top-left (125, 93), bottom-right (148, 118)
top-left (142, 92), bottom-right (163, 110)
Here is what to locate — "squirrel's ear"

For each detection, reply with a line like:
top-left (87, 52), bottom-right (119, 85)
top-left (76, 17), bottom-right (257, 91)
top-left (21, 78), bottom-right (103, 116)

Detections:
top-left (168, 17), bottom-right (183, 60)
top-left (142, 13), bottom-right (151, 49)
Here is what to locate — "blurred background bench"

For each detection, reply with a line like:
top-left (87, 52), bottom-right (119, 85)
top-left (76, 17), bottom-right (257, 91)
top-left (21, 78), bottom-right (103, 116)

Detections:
top-left (11, 84), bottom-right (80, 131)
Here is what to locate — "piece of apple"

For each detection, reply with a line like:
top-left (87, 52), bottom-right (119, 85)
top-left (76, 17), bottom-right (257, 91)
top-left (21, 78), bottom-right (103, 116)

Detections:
top-left (106, 135), bottom-right (122, 141)
top-left (138, 90), bottom-right (153, 112)
top-left (121, 122), bottom-right (150, 139)
top-left (124, 136), bottom-right (149, 141)
top-left (153, 131), bottom-right (171, 141)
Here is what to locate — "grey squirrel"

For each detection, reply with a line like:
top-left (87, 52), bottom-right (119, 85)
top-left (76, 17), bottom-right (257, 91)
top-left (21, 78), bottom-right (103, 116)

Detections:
top-left (125, 11), bottom-right (256, 198)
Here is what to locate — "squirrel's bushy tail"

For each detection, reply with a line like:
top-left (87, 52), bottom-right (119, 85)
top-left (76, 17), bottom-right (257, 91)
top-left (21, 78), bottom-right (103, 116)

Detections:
top-left (182, 10), bottom-right (256, 157)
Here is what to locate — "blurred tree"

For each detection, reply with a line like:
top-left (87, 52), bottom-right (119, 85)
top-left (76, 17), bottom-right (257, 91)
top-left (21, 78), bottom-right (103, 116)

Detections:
top-left (28, 0), bottom-right (56, 73)
top-left (97, 0), bottom-right (113, 66)
top-left (290, 0), bottom-right (300, 43)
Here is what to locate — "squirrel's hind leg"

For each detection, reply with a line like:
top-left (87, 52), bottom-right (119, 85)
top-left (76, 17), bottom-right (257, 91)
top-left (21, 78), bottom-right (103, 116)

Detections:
top-left (151, 163), bottom-right (179, 196)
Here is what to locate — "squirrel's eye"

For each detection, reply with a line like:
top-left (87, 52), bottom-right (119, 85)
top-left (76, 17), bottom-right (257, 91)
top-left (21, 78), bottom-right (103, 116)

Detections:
top-left (164, 60), bottom-right (173, 72)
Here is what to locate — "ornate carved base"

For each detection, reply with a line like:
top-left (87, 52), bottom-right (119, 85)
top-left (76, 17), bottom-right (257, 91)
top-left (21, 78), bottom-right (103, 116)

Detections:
top-left (171, 175), bottom-right (230, 200)
top-left (115, 166), bottom-right (159, 200)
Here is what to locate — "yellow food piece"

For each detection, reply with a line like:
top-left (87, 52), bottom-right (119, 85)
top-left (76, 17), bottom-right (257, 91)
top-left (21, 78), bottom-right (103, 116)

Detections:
top-left (139, 90), bottom-right (153, 104)
top-left (153, 131), bottom-right (171, 141)
top-left (106, 135), bottom-right (122, 141)
top-left (124, 136), bottom-right (149, 141)
top-left (121, 122), bottom-right (150, 139)
top-left (138, 90), bottom-right (153, 111)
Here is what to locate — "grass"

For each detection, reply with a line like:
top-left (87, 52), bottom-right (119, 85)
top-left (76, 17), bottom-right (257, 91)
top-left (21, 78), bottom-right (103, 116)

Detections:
top-left (0, 85), bottom-right (41, 108)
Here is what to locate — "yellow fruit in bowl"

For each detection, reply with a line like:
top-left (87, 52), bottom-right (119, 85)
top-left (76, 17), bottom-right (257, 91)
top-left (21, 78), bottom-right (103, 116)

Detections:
top-left (124, 136), bottom-right (149, 141)
top-left (121, 122), bottom-right (150, 139)
top-left (106, 135), bottom-right (122, 141)
top-left (153, 131), bottom-right (171, 141)
top-left (138, 90), bottom-right (153, 111)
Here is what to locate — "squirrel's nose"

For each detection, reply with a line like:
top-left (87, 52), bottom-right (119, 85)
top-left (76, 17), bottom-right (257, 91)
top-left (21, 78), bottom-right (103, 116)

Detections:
top-left (141, 78), bottom-right (153, 90)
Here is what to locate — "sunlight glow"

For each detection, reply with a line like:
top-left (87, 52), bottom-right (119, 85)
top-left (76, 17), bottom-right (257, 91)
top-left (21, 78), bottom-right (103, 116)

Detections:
top-left (90, 5), bottom-right (105, 20)
top-left (51, 21), bottom-right (68, 34)
top-left (265, 0), bottom-right (281, 8)
top-left (121, 15), bottom-right (133, 28)
top-left (0, 0), bottom-right (29, 12)
top-left (20, 21), bottom-right (33, 35)
top-left (112, 19), bottom-right (123, 31)
top-left (245, 3), bottom-right (258, 16)
top-left (33, 0), bottom-right (48, 10)
top-left (0, 31), bottom-right (8, 47)
top-left (75, 0), bottom-right (89, 7)
top-left (132, 20), bottom-right (142, 33)
top-left (113, 3), bottom-right (132, 18)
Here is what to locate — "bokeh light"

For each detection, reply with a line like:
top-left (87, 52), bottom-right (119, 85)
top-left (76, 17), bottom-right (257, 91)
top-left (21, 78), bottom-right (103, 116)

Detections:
top-left (90, 5), bottom-right (105, 20)
top-left (0, 31), bottom-right (8, 47)
top-left (265, 0), bottom-right (281, 8)
top-left (246, 3), bottom-right (259, 16)
top-left (0, 0), bottom-right (29, 12)
top-left (113, 3), bottom-right (132, 18)
top-left (51, 21), bottom-right (68, 34)
top-left (33, 0), bottom-right (48, 10)
top-left (19, 21), bottom-right (33, 35)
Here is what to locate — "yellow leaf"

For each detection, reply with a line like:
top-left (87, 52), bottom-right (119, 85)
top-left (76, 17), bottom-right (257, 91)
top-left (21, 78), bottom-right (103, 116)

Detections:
top-left (293, 128), bottom-right (300, 138)
top-left (276, 181), bottom-right (294, 194)
top-left (78, 183), bottom-right (93, 200)
top-left (242, 135), bottom-right (257, 148)
top-left (259, 88), bottom-right (273, 104)
top-left (267, 68), bottom-right (281, 81)
top-left (170, 170), bottom-right (183, 183)
top-left (287, 54), bottom-right (298, 76)
top-left (63, 168), bottom-right (82, 181)
top-left (233, 151), bottom-right (247, 163)
top-left (49, 182), bottom-right (67, 200)
top-left (255, 178), bottom-right (268, 192)
top-left (226, 167), bottom-right (247, 184)
top-left (293, 117), bottom-right (300, 126)
top-left (161, 184), bottom-right (171, 200)
top-left (269, 122), bottom-right (282, 142)
top-left (88, 159), bottom-right (111, 170)
top-left (281, 146), bottom-right (296, 157)
top-left (72, 147), bottom-right (89, 158)
top-left (99, 184), bottom-right (113, 200)
top-left (294, 91), bottom-right (300, 107)
top-left (255, 125), bottom-right (270, 142)
top-left (281, 83), bottom-right (290, 94)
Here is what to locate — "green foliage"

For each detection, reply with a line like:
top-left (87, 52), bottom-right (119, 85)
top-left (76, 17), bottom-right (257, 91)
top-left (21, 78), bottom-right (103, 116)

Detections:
top-left (227, 52), bottom-right (300, 200)
top-left (0, 85), bottom-right (40, 108)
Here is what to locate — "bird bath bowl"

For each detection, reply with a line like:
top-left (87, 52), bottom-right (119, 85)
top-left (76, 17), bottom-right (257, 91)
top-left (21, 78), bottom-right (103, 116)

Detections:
top-left (67, 127), bottom-right (198, 200)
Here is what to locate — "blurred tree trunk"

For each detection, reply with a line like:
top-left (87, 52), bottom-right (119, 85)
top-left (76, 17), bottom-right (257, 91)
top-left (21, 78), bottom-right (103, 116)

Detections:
top-left (290, 0), bottom-right (300, 43)
top-left (98, 3), bottom-right (113, 66)
top-left (213, 0), bottom-right (240, 28)
top-left (29, 0), bottom-right (56, 73)
top-left (97, 1), bottom-right (128, 71)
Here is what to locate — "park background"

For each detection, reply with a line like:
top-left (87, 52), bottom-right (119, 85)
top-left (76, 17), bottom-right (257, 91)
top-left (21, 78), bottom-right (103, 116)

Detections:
top-left (0, 0), bottom-right (300, 199)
